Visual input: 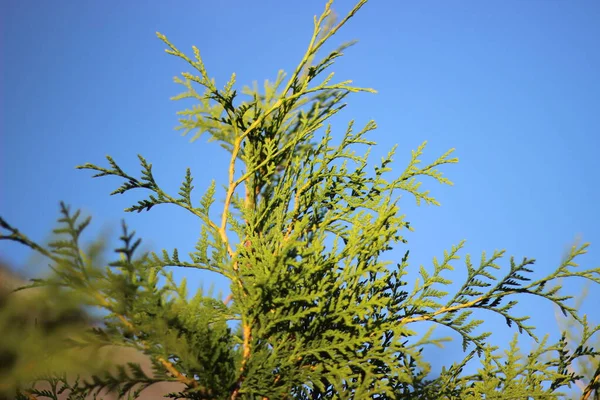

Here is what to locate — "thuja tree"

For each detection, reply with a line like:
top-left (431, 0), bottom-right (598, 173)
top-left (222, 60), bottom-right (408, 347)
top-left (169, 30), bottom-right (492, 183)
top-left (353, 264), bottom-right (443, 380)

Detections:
top-left (556, 285), bottom-right (600, 400)
top-left (553, 241), bottom-right (600, 400)
top-left (1, 1), bottom-right (599, 399)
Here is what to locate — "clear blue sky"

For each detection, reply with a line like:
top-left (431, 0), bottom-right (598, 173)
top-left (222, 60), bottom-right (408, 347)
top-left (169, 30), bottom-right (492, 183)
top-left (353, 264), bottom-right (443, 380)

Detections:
top-left (2, 0), bottom-right (599, 381)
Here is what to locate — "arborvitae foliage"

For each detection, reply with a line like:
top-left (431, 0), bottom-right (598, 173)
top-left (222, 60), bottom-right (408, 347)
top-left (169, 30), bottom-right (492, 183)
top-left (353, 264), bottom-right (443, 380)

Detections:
top-left (1, 1), bottom-right (599, 399)
top-left (553, 240), bottom-right (600, 400)
top-left (554, 287), bottom-right (600, 400)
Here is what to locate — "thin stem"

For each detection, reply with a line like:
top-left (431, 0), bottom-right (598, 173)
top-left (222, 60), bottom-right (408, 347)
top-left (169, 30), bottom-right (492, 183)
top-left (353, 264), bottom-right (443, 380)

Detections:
top-left (582, 372), bottom-right (599, 400)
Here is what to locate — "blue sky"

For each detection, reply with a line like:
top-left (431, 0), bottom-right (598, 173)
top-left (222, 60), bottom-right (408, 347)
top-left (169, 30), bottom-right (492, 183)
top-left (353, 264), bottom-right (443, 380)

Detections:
top-left (2, 0), bottom-right (599, 383)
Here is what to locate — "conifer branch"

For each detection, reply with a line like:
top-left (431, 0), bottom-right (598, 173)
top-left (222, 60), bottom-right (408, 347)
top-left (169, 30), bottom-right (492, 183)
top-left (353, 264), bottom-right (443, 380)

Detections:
top-left (219, 0), bottom-right (373, 259)
top-left (0, 216), bottom-right (62, 265)
top-left (582, 369), bottom-right (600, 400)
top-left (1, 207), bottom-right (201, 393)
top-left (2, 0), bottom-right (599, 398)
top-left (92, 293), bottom-right (199, 389)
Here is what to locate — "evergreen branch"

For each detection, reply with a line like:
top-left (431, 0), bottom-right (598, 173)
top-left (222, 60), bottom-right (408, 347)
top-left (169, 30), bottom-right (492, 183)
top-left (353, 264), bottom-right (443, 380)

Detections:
top-left (0, 215), bottom-right (62, 265)
top-left (91, 277), bottom-right (199, 389)
top-left (2, 206), bottom-right (200, 393)
top-left (4, 1), bottom-right (599, 398)
top-left (400, 242), bottom-right (600, 361)
top-left (77, 362), bottom-right (170, 399)
top-left (582, 366), bottom-right (600, 400)
top-left (77, 156), bottom-right (234, 260)
top-left (148, 251), bottom-right (235, 281)
top-left (218, 1), bottom-right (374, 265)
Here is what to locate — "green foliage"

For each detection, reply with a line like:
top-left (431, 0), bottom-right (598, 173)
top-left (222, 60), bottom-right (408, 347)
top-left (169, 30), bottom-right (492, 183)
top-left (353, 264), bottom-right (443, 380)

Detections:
top-left (1, 0), bottom-right (599, 399)
top-left (553, 240), bottom-right (600, 400)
